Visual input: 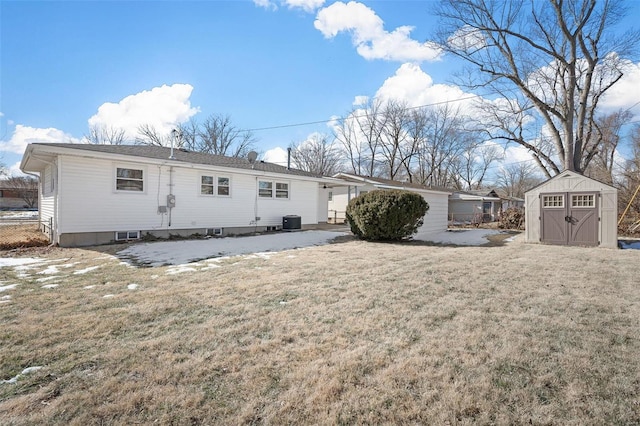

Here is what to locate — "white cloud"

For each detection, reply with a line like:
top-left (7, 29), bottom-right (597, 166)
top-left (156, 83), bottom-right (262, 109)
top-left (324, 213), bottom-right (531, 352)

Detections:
top-left (263, 147), bottom-right (289, 166)
top-left (284, 0), bottom-right (325, 13)
top-left (446, 25), bottom-right (487, 52)
top-left (253, 0), bottom-right (277, 10)
top-left (600, 60), bottom-right (640, 115)
top-left (87, 83), bottom-right (199, 141)
top-left (0, 125), bottom-right (81, 155)
top-left (352, 95), bottom-right (369, 106)
top-left (8, 160), bottom-right (28, 177)
top-left (314, 1), bottom-right (441, 62)
top-left (375, 63), bottom-right (475, 110)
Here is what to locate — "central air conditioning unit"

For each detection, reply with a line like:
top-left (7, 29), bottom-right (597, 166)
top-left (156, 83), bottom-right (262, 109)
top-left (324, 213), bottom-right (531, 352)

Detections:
top-left (282, 215), bottom-right (301, 231)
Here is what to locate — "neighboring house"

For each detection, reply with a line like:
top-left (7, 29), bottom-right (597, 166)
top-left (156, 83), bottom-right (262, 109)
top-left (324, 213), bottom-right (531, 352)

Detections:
top-left (524, 170), bottom-right (617, 248)
top-left (0, 187), bottom-right (37, 209)
top-left (20, 143), bottom-right (339, 247)
top-left (448, 189), bottom-right (503, 223)
top-left (500, 195), bottom-right (525, 211)
top-left (329, 173), bottom-right (452, 235)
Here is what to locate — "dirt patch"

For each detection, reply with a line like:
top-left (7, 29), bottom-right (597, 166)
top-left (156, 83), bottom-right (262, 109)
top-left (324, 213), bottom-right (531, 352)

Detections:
top-left (0, 224), bottom-right (49, 250)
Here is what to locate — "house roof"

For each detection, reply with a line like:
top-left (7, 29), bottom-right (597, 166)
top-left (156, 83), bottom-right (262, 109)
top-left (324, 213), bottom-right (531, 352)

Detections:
top-left (449, 190), bottom-right (502, 201)
top-left (21, 143), bottom-right (326, 179)
top-left (332, 173), bottom-right (452, 194)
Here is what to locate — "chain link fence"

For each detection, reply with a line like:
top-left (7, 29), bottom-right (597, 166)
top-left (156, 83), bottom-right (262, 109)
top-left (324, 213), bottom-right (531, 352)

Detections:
top-left (0, 217), bottom-right (50, 250)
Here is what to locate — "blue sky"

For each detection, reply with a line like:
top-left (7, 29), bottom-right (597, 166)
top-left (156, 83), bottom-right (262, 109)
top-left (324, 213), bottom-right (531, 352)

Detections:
top-left (2, 0), bottom-right (640, 176)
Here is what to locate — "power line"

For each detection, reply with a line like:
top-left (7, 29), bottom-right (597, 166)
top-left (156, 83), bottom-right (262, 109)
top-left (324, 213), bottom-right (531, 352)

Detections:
top-left (240, 94), bottom-right (486, 133)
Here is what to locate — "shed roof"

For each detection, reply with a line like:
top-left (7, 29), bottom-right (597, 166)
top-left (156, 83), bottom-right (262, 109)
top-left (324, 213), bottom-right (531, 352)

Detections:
top-left (524, 170), bottom-right (617, 194)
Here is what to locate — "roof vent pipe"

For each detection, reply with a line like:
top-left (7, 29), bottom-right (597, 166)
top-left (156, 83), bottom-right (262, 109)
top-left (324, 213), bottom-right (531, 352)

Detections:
top-left (170, 129), bottom-right (177, 160)
top-left (287, 147), bottom-right (291, 170)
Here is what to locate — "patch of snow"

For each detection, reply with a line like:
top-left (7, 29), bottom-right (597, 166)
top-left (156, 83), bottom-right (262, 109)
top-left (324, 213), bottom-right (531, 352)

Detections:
top-left (503, 235), bottom-right (518, 242)
top-left (0, 258), bottom-right (42, 268)
top-left (1, 295), bottom-right (11, 300)
top-left (37, 265), bottom-right (59, 275)
top-left (103, 294), bottom-right (115, 298)
top-left (118, 230), bottom-right (346, 267)
top-left (166, 266), bottom-right (198, 275)
top-left (2, 366), bottom-right (43, 384)
top-left (73, 265), bottom-right (101, 275)
top-left (59, 262), bottom-right (80, 269)
top-left (0, 284), bottom-right (18, 292)
top-left (0, 211), bottom-right (38, 220)
top-left (200, 264), bottom-right (221, 271)
top-left (41, 284), bottom-right (59, 289)
top-left (83, 285), bottom-right (96, 289)
top-left (127, 283), bottom-right (138, 290)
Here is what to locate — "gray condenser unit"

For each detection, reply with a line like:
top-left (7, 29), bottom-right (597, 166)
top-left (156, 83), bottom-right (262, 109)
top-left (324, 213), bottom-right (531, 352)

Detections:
top-left (282, 215), bottom-right (301, 231)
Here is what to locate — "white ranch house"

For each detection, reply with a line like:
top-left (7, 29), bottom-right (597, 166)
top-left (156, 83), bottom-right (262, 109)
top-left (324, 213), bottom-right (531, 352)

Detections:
top-left (328, 173), bottom-right (452, 235)
top-left (21, 143), bottom-right (340, 247)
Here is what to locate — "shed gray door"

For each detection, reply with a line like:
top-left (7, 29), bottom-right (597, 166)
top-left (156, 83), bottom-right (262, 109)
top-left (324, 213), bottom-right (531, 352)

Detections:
top-left (541, 192), bottom-right (599, 246)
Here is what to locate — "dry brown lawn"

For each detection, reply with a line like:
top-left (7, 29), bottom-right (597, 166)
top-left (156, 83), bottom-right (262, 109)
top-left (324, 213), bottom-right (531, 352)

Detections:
top-left (0, 235), bottom-right (639, 425)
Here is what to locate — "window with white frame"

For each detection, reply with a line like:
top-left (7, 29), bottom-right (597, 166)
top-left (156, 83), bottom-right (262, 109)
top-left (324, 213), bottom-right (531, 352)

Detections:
top-left (275, 182), bottom-right (289, 199)
top-left (328, 191), bottom-right (333, 201)
top-left (115, 231), bottom-right (141, 241)
top-left (217, 177), bottom-right (230, 196)
top-left (201, 175), bottom-right (214, 195)
top-left (572, 194), bottom-right (595, 208)
top-left (116, 167), bottom-right (144, 191)
top-left (259, 180), bottom-right (289, 199)
top-left (259, 180), bottom-right (273, 198)
top-left (200, 175), bottom-right (231, 196)
top-left (542, 195), bottom-right (564, 208)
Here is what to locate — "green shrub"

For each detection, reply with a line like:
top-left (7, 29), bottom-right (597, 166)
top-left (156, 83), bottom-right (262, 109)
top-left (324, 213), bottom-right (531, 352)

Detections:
top-left (346, 190), bottom-right (429, 241)
top-left (498, 207), bottom-right (525, 230)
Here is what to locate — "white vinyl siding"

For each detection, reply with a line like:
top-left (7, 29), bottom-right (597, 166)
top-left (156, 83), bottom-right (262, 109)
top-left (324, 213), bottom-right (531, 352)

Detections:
top-left (55, 155), bottom-right (320, 234)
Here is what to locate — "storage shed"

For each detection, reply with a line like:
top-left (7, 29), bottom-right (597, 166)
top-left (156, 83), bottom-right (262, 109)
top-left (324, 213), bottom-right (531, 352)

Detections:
top-left (524, 170), bottom-right (617, 248)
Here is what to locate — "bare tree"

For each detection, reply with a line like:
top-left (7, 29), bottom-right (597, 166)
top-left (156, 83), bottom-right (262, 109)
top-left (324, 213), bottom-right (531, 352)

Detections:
top-left (456, 142), bottom-right (503, 190)
top-left (333, 114), bottom-right (362, 175)
top-left (177, 119), bottom-right (200, 152)
top-left (85, 124), bottom-right (127, 145)
top-left (584, 109), bottom-right (633, 185)
top-left (379, 100), bottom-right (411, 180)
top-left (288, 133), bottom-right (342, 176)
top-left (494, 162), bottom-right (543, 199)
top-left (197, 114), bottom-right (256, 157)
top-left (353, 98), bottom-right (386, 177)
top-left (3, 176), bottom-right (38, 208)
top-left (414, 104), bottom-right (468, 188)
top-left (618, 124), bottom-right (640, 220)
top-left (436, 0), bottom-right (639, 176)
top-left (135, 124), bottom-right (174, 147)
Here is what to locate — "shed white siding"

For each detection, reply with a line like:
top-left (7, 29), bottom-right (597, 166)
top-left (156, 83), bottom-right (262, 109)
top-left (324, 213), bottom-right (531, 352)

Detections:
top-left (524, 170), bottom-right (617, 248)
